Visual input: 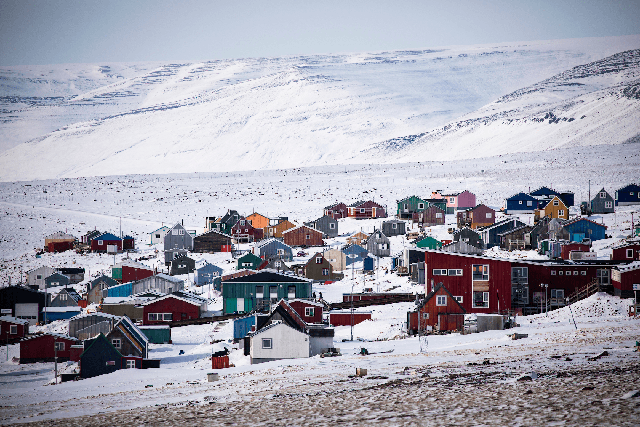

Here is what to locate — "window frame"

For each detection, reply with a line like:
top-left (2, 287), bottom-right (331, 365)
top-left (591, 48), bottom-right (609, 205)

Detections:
top-left (454, 296), bottom-right (463, 303)
top-left (433, 269), bottom-right (447, 276)
top-left (305, 307), bottom-right (314, 317)
top-left (472, 264), bottom-right (489, 281)
top-left (627, 249), bottom-right (634, 258)
top-left (54, 342), bottom-right (65, 351)
top-left (112, 338), bottom-right (122, 349)
top-left (262, 338), bottom-right (272, 349)
top-left (9, 325), bottom-right (17, 334)
top-left (436, 295), bottom-right (447, 306)
top-left (126, 359), bottom-right (136, 369)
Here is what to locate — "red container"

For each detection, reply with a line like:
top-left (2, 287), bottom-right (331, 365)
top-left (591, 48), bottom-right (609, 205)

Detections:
top-left (211, 355), bottom-right (229, 369)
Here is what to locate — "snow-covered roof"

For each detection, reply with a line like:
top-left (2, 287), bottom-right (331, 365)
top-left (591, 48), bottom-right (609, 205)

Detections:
top-left (21, 332), bottom-right (79, 342)
top-left (281, 224), bottom-right (322, 235)
top-left (0, 316), bottom-right (30, 325)
top-left (140, 293), bottom-right (204, 307)
top-left (616, 261), bottom-right (640, 273)
top-left (42, 306), bottom-right (82, 313)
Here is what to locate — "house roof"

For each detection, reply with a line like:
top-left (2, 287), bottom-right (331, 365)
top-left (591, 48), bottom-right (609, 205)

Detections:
top-left (616, 261), bottom-right (640, 273)
top-left (506, 192), bottom-right (538, 202)
top-left (478, 218), bottom-right (525, 232)
top-left (496, 225), bottom-right (532, 237)
top-left (95, 232), bottom-right (121, 241)
top-left (42, 306), bottom-right (82, 313)
top-left (255, 238), bottom-right (292, 250)
top-left (616, 183), bottom-right (640, 192)
top-left (416, 283), bottom-right (466, 313)
top-left (59, 288), bottom-right (82, 302)
top-left (149, 225), bottom-right (170, 234)
top-left (0, 316), bottom-right (30, 325)
top-left (44, 231), bottom-right (75, 240)
top-left (224, 270), bottom-right (310, 283)
top-left (281, 224), bottom-right (322, 235)
top-left (530, 186), bottom-right (560, 197)
top-left (21, 332), bottom-right (79, 343)
top-left (141, 293), bottom-right (204, 307)
top-left (324, 202), bottom-right (346, 210)
top-left (90, 275), bottom-right (118, 287)
top-left (564, 217), bottom-right (607, 229)
top-left (80, 333), bottom-right (122, 359)
top-left (195, 228), bottom-right (233, 239)
top-left (397, 195), bottom-right (426, 203)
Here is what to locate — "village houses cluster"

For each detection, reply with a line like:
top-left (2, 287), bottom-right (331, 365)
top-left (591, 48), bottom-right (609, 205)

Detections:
top-left (2, 182), bottom-right (640, 377)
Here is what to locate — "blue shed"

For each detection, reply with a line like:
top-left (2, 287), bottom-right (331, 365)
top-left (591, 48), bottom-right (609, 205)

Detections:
top-left (563, 218), bottom-right (607, 242)
top-left (80, 333), bottom-right (123, 378)
top-left (363, 257), bottom-right (374, 272)
top-left (233, 315), bottom-right (256, 340)
top-left (343, 244), bottom-right (369, 266)
top-left (505, 193), bottom-right (538, 214)
top-left (195, 262), bottom-right (223, 286)
top-left (615, 183), bottom-right (640, 206)
top-left (42, 306), bottom-right (82, 322)
top-left (106, 282), bottom-right (133, 298)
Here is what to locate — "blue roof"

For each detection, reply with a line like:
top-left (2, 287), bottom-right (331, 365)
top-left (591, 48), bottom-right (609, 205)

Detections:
top-left (506, 192), bottom-right (538, 202)
top-left (96, 233), bottom-right (121, 241)
top-left (530, 186), bottom-right (559, 197)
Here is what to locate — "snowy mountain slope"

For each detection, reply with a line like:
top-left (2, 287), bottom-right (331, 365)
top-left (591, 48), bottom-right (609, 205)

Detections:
top-left (369, 48), bottom-right (640, 162)
top-left (1, 36), bottom-right (639, 181)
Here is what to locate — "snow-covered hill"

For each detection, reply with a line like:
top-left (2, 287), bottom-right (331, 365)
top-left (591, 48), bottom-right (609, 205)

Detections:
top-left (1, 35), bottom-right (639, 181)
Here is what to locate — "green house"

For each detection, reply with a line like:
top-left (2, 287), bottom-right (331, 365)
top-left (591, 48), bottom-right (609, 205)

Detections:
top-left (222, 271), bottom-right (312, 314)
top-left (237, 253), bottom-right (264, 270)
top-left (397, 196), bottom-right (429, 219)
top-left (416, 236), bottom-right (443, 250)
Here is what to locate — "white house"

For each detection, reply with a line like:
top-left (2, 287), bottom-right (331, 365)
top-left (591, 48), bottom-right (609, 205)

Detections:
top-left (250, 321), bottom-right (310, 364)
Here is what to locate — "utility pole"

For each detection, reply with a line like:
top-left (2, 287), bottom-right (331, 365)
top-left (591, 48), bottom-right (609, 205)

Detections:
top-left (54, 338), bottom-right (58, 384)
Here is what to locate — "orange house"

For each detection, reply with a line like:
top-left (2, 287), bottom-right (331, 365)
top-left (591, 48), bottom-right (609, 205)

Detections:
top-left (264, 220), bottom-right (297, 238)
top-left (535, 196), bottom-right (569, 221)
top-left (246, 212), bottom-right (270, 230)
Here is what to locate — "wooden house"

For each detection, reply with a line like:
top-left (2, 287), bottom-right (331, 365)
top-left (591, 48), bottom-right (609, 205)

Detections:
top-left (170, 255), bottom-right (195, 275)
top-left (246, 212), bottom-right (271, 230)
top-left (407, 284), bottom-right (466, 334)
top-left (195, 262), bottom-right (223, 286)
top-left (86, 275), bottom-right (118, 304)
top-left (535, 196), bottom-right (569, 221)
top-left (615, 183), bottom-right (640, 206)
top-left (114, 260), bottom-right (154, 283)
top-left (231, 216), bottom-right (264, 243)
top-left (425, 198), bottom-right (447, 212)
top-left (206, 209), bottom-right (241, 233)
top-left (79, 334), bottom-right (122, 378)
top-left (264, 219), bottom-right (297, 238)
top-left (164, 223), bottom-right (194, 264)
top-left (288, 299), bottom-right (324, 324)
top-left (347, 200), bottom-right (387, 219)
top-left (441, 240), bottom-right (484, 255)
top-left (304, 215), bottom-right (338, 238)
top-left (457, 204), bottom-right (495, 229)
top-left (0, 316), bottom-right (29, 344)
top-left (504, 192), bottom-right (539, 214)
top-left (328, 311), bottom-right (372, 326)
top-left (222, 271), bottom-right (312, 314)
top-left (193, 229), bottom-right (233, 253)
top-left (304, 252), bottom-right (344, 282)
top-left (148, 225), bottom-right (170, 245)
top-left (81, 229), bottom-right (101, 245)
top-left (50, 288), bottom-right (82, 307)
top-left (397, 196), bottom-right (428, 219)
top-left (283, 225), bottom-right (324, 247)
top-left (612, 262), bottom-right (640, 298)
top-left (41, 306), bottom-right (81, 323)
top-left (590, 188), bottom-right (615, 214)
top-left (91, 233), bottom-right (122, 253)
top-left (563, 218), bottom-right (606, 242)
top-left (44, 272), bottom-right (70, 289)
top-left (131, 274), bottom-right (184, 295)
top-left (412, 206), bottom-right (445, 227)
top-left (528, 217), bottom-right (569, 249)
top-left (478, 218), bottom-right (526, 249)
top-left (343, 244), bottom-right (369, 266)
top-left (254, 238), bottom-right (293, 262)
top-left (346, 231), bottom-right (369, 246)
top-left (415, 236), bottom-right (443, 250)
top-left (442, 190), bottom-right (476, 214)
top-left (611, 242), bottom-right (640, 261)
top-left (44, 231), bottom-right (76, 253)
top-left (382, 219), bottom-right (406, 237)
top-left (0, 285), bottom-right (47, 326)
top-left (238, 252), bottom-right (265, 270)
top-left (324, 202), bottom-right (348, 220)
top-left (263, 258), bottom-right (293, 274)
top-left (26, 266), bottom-right (56, 290)
top-left (366, 230), bottom-right (391, 257)
top-left (323, 248), bottom-right (347, 271)
top-left (499, 225), bottom-right (533, 251)
top-left (142, 294), bottom-right (206, 325)
top-left (20, 333), bottom-right (79, 363)
top-left (453, 228), bottom-right (483, 250)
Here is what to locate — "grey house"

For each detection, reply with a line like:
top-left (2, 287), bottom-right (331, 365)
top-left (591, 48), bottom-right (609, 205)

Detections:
top-left (44, 272), bottom-right (70, 289)
top-left (164, 223), bottom-right (194, 265)
top-left (87, 275), bottom-right (118, 304)
top-left (27, 266), bottom-right (56, 290)
top-left (453, 227), bottom-right (484, 250)
top-left (254, 238), bottom-right (293, 262)
top-left (382, 219), bottom-right (406, 237)
top-left (591, 188), bottom-right (615, 214)
top-left (366, 230), bottom-right (391, 257)
top-left (304, 215), bottom-right (338, 238)
top-left (170, 255), bottom-right (195, 275)
top-left (478, 218), bottom-right (525, 249)
top-left (50, 288), bottom-right (82, 307)
top-left (131, 274), bottom-right (184, 295)
top-left (195, 262), bottom-right (223, 286)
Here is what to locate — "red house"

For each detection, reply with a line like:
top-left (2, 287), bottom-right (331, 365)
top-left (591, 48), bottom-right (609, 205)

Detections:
top-left (231, 217), bottom-right (264, 243)
top-left (611, 243), bottom-right (640, 261)
top-left (328, 311), bottom-right (372, 326)
top-left (142, 294), bottom-right (205, 325)
top-left (91, 233), bottom-right (122, 253)
top-left (324, 202), bottom-right (348, 220)
top-left (612, 262), bottom-right (640, 298)
top-left (0, 316), bottom-right (29, 344)
top-left (20, 333), bottom-right (79, 363)
top-left (407, 284), bottom-right (466, 334)
top-left (560, 242), bottom-right (591, 260)
top-left (456, 204), bottom-right (495, 229)
top-left (347, 200), bottom-right (387, 219)
top-left (282, 225), bottom-right (324, 247)
top-left (121, 261), bottom-right (154, 283)
top-left (412, 206), bottom-right (446, 226)
top-left (288, 299), bottom-right (324, 324)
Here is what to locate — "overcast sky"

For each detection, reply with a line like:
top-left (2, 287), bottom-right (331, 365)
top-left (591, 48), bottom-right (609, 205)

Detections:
top-left (1, 0), bottom-right (639, 66)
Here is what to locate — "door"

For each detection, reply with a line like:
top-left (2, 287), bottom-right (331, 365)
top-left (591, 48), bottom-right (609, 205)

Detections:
top-left (572, 233), bottom-right (585, 243)
top-left (237, 298), bottom-right (245, 313)
top-left (15, 303), bottom-right (39, 325)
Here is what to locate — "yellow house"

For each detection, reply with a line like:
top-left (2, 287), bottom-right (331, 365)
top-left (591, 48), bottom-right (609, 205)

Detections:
top-left (535, 196), bottom-right (569, 221)
top-left (246, 212), bottom-right (270, 230)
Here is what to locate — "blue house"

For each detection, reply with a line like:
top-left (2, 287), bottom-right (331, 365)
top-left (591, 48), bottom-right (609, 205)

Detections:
top-left (254, 238), bottom-right (293, 262)
top-left (505, 193), bottom-right (539, 214)
top-left (615, 183), bottom-right (640, 206)
top-left (530, 186), bottom-right (560, 199)
top-left (42, 306), bottom-right (82, 322)
top-left (563, 218), bottom-right (607, 242)
top-left (44, 272), bottom-right (70, 289)
top-left (478, 218), bottom-right (526, 248)
top-left (195, 262), bottom-right (223, 286)
top-left (80, 333), bottom-right (123, 378)
top-left (343, 244), bottom-right (369, 266)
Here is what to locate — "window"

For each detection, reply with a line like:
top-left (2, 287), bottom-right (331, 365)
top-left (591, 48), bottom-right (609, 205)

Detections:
top-left (112, 338), bottom-right (121, 349)
top-left (527, 201), bottom-right (533, 207)
top-left (270, 286), bottom-right (278, 299)
top-left (55, 342), bottom-right (65, 351)
top-left (600, 192), bottom-right (606, 198)
top-left (486, 212), bottom-right (492, 218)
top-left (98, 240), bottom-right (103, 245)
top-left (473, 291), bottom-right (489, 308)
top-left (126, 360), bottom-right (136, 369)
top-left (418, 203), bottom-right (425, 209)
top-left (436, 295), bottom-right (447, 306)
top-left (329, 223), bottom-right (336, 229)
top-left (627, 249), bottom-right (634, 258)
top-left (596, 269), bottom-right (610, 285)
top-left (436, 213), bottom-right (443, 218)
top-left (306, 234), bottom-right (311, 240)
top-left (559, 271), bottom-right (563, 275)
top-left (275, 261), bottom-right (281, 268)
top-left (581, 271), bottom-right (586, 275)
top-left (422, 313), bottom-right (429, 319)
top-left (262, 338), bottom-right (272, 349)
top-left (60, 293), bottom-right (67, 301)
top-left (163, 313), bottom-right (172, 321)
top-left (553, 200), bottom-right (559, 206)
top-left (242, 262), bottom-right (252, 267)
top-left (605, 201), bottom-right (612, 208)
top-left (519, 200), bottom-right (523, 205)
top-left (511, 267), bottom-right (528, 284)
top-left (551, 289), bottom-right (564, 300)
top-left (322, 268), bottom-right (329, 276)
top-left (558, 210), bottom-right (565, 217)
top-left (472, 265), bottom-right (489, 281)
top-left (449, 197), bottom-right (455, 203)
top-left (179, 229), bottom-right (184, 235)
top-left (433, 269), bottom-right (447, 275)
top-left (155, 234), bottom-right (161, 239)
top-left (256, 286), bottom-right (264, 299)
top-left (305, 307), bottom-right (314, 317)
top-left (288, 286), bottom-right (296, 298)
top-left (360, 208), bottom-right (365, 213)
top-left (9, 325), bottom-right (17, 334)
top-left (448, 269), bottom-right (463, 276)
top-left (632, 192), bottom-right (635, 196)
top-left (392, 223), bottom-right (397, 229)
top-left (378, 243), bottom-right (387, 250)
top-left (573, 271), bottom-right (578, 276)
top-left (454, 296), bottom-right (463, 303)
top-left (316, 257), bottom-right (322, 264)
top-left (551, 270), bottom-right (556, 275)
top-left (36, 274), bottom-right (42, 280)
top-left (172, 229), bottom-right (178, 235)
top-left (240, 220), bottom-right (245, 226)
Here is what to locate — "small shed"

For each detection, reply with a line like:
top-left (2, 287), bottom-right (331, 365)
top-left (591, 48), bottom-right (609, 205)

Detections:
top-left (324, 202), bottom-right (348, 220)
top-left (195, 262), bottom-right (224, 286)
top-left (563, 218), bottom-right (607, 242)
top-left (149, 226), bottom-right (170, 245)
top-left (382, 220), bottom-right (406, 237)
top-left (343, 244), bottom-right (369, 266)
top-left (139, 325), bottom-right (172, 344)
top-left (328, 310), bottom-right (372, 326)
top-left (323, 248), bottom-right (347, 271)
top-left (615, 183), bottom-right (640, 206)
top-left (304, 253), bottom-right (344, 282)
top-left (86, 275), bottom-right (118, 304)
top-left (20, 333), bottom-right (79, 363)
top-left (254, 238), bottom-right (294, 262)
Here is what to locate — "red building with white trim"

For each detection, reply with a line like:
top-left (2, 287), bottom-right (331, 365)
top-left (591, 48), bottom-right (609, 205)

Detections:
top-left (20, 333), bottom-right (79, 363)
top-left (288, 299), bottom-right (324, 324)
top-left (142, 294), bottom-right (205, 325)
top-left (347, 200), bottom-right (387, 219)
top-left (0, 316), bottom-right (29, 344)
